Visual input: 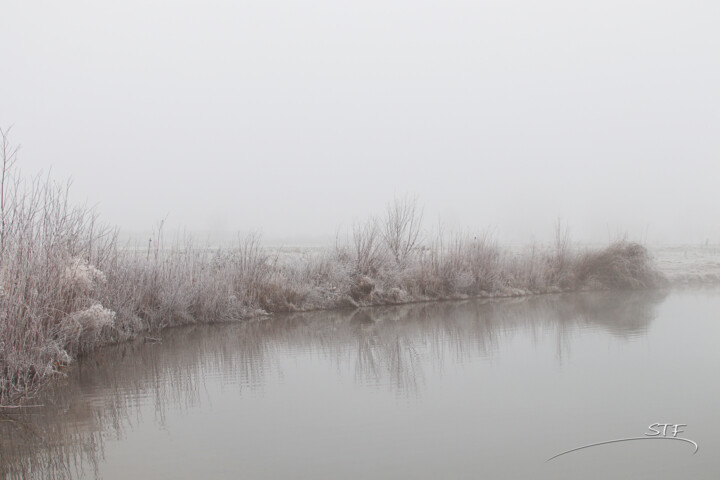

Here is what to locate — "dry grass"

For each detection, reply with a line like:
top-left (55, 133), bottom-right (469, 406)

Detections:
top-left (0, 129), bottom-right (666, 404)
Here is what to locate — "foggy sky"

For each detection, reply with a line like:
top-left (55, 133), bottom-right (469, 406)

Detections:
top-left (1, 1), bottom-right (718, 245)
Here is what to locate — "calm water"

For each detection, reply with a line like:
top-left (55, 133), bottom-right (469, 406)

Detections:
top-left (2, 290), bottom-right (719, 479)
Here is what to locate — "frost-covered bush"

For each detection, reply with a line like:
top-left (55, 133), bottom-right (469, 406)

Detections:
top-left (62, 257), bottom-right (107, 294)
top-left (59, 303), bottom-right (117, 355)
top-left (572, 242), bottom-right (665, 290)
top-left (69, 303), bottom-right (116, 332)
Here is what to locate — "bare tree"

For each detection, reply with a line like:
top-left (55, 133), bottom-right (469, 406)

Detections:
top-left (352, 217), bottom-right (383, 275)
top-left (381, 195), bottom-right (423, 266)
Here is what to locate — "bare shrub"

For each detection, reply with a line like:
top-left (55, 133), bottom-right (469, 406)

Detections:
top-left (381, 195), bottom-right (423, 267)
top-left (418, 229), bottom-right (468, 296)
top-left (466, 232), bottom-right (505, 293)
top-left (352, 217), bottom-right (384, 276)
top-left (573, 241), bottom-right (664, 290)
top-left (226, 233), bottom-right (272, 306)
top-left (547, 219), bottom-right (573, 287)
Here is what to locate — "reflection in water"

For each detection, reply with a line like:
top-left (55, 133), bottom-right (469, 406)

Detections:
top-left (0, 291), bottom-right (666, 479)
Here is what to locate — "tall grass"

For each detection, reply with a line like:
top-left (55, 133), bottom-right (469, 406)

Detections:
top-left (0, 130), bottom-right (666, 404)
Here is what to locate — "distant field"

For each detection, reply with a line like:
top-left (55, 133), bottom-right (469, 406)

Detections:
top-left (652, 245), bottom-right (720, 285)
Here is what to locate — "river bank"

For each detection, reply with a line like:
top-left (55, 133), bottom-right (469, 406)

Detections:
top-left (0, 229), bottom-right (666, 405)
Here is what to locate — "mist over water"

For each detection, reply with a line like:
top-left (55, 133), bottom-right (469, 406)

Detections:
top-left (3, 289), bottom-right (719, 479)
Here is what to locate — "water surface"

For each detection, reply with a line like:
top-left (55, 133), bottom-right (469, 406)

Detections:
top-left (2, 290), bottom-right (719, 479)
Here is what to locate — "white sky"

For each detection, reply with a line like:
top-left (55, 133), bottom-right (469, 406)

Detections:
top-left (1, 0), bottom-right (718, 245)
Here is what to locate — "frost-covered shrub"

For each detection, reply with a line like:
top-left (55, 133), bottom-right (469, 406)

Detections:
top-left (62, 257), bottom-right (107, 294)
top-left (71, 303), bottom-right (116, 330)
top-left (61, 303), bottom-right (117, 344)
top-left (572, 242), bottom-right (666, 290)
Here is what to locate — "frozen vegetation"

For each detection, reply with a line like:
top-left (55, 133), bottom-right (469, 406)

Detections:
top-left (0, 130), bottom-right (673, 404)
top-left (652, 245), bottom-right (720, 285)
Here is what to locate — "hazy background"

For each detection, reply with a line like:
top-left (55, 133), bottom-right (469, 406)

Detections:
top-left (1, 0), bottom-right (718, 245)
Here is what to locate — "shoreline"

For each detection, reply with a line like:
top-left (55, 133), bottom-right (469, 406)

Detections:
top-left (1, 238), bottom-right (667, 407)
